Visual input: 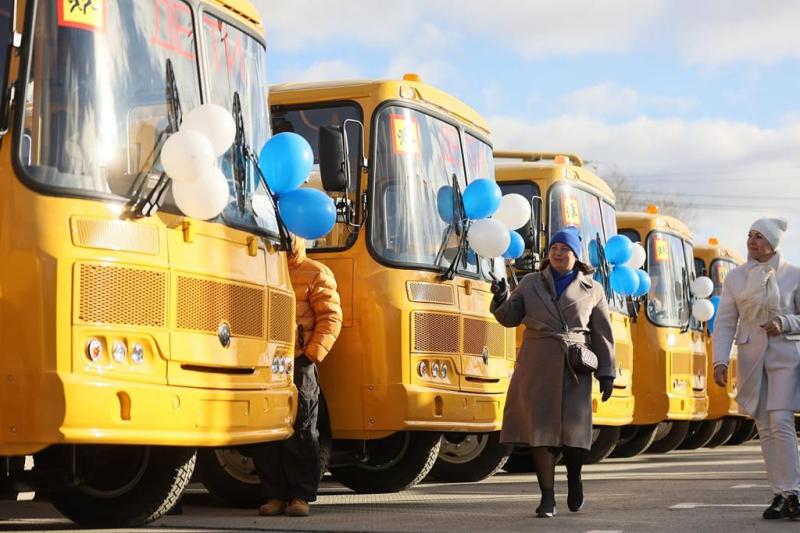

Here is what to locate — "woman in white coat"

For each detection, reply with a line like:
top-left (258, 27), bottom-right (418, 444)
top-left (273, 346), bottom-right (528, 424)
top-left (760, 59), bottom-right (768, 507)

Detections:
top-left (713, 216), bottom-right (800, 520)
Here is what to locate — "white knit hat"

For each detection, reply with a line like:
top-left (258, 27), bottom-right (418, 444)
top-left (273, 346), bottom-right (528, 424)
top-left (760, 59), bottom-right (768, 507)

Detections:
top-left (750, 217), bottom-right (788, 250)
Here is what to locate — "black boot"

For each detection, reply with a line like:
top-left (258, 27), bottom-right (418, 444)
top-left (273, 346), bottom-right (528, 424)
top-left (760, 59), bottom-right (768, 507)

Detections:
top-left (567, 472), bottom-right (584, 512)
top-left (763, 494), bottom-right (784, 519)
top-left (781, 494), bottom-right (800, 519)
top-left (535, 489), bottom-right (556, 518)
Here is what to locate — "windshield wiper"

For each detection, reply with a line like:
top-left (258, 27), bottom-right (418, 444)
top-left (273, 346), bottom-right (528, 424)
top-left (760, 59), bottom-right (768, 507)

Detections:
top-left (231, 95), bottom-right (293, 253)
top-left (435, 173), bottom-right (468, 281)
top-left (680, 265), bottom-right (691, 333)
top-left (125, 59), bottom-right (181, 218)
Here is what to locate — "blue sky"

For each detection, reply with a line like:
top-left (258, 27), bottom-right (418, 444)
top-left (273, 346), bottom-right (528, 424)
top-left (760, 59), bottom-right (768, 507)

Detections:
top-left (254, 0), bottom-right (800, 262)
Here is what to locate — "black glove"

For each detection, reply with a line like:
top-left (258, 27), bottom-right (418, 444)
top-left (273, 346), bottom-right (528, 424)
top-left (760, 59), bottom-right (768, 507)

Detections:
top-left (490, 277), bottom-right (508, 301)
top-left (599, 377), bottom-right (614, 402)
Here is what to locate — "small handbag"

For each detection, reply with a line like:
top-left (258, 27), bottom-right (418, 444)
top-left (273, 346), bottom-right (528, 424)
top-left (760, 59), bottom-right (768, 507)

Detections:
top-left (567, 343), bottom-right (598, 374)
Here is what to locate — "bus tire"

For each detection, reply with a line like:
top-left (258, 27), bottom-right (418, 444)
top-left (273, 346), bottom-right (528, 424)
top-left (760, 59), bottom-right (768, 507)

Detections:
top-left (704, 416), bottom-right (741, 447)
top-left (586, 426), bottom-right (621, 464)
top-left (329, 431), bottom-right (441, 493)
top-left (39, 445), bottom-right (194, 528)
top-left (195, 448), bottom-right (261, 508)
top-left (427, 432), bottom-right (510, 482)
top-left (609, 425), bottom-right (659, 458)
top-left (678, 419), bottom-right (723, 450)
top-left (646, 421), bottom-right (691, 454)
top-left (501, 446), bottom-right (534, 473)
top-left (725, 418), bottom-right (757, 446)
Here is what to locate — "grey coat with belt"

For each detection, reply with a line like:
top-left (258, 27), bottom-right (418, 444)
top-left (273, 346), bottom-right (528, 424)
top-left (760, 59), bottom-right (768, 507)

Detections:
top-left (491, 266), bottom-right (615, 450)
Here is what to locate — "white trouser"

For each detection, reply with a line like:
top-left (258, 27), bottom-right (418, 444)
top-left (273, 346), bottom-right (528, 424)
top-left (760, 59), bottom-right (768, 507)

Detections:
top-left (754, 371), bottom-right (800, 496)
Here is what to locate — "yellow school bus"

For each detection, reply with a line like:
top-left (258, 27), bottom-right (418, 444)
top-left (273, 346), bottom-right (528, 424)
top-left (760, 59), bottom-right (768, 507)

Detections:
top-left (693, 238), bottom-right (753, 447)
top-left (269, 75), bottom-right (514, 490)
top-left (0, 0), bottom-right (296, 526)
top-left (617, 208), bottom-right (709, 454)
top-left (493, 152), bottom-right (634, 466)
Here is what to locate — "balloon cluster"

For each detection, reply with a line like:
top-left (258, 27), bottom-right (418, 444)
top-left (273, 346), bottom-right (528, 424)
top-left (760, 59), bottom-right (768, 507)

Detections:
top-left (437, 179), bottom-right (531, 260)
top-left (604, 235), bottom-right (651, 297)
top-left (258, 133), bottom-right (336, 240)
top-left (690, 276), bottom-right (716, 322)
top-left (161, 104), bottom-right (236, 219)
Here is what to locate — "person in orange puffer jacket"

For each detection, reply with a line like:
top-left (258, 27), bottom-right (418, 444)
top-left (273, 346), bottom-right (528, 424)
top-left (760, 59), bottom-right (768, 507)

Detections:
top-left (253, 235), bottom-right (342, 518)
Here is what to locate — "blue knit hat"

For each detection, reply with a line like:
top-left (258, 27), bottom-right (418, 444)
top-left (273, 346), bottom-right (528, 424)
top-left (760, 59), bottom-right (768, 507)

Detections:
top-left (550, 226), bottom-right (582, 257)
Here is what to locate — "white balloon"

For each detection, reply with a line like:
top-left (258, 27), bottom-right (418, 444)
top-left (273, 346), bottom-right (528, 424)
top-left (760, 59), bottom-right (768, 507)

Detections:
top-left (492, 193), bottom-right (531, 230)
top-left (690, 276), bottom-right (714, 299)
top-left (468, 218), bottom-right (511, 258)
top-left (251, 193), bottom-right (275, 219)
top-left (692, 298), bottom-right (715, 322)
top-left (182, 104), bottom-right (236, 157)
top-left (172, 168), bottom-right (230, 220)
top-left (626, 242), bottom-right (647, 269)
top-left (161, 130), bottom-right (216, 182)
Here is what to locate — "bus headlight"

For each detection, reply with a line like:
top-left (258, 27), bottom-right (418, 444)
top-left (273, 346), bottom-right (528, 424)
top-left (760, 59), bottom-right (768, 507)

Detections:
top-left (431, 362), bottom-right (439, 379)
top-left (131, 343), bottom-right (145, 364)
top-left (112, 341), bottom-right (127, 363)
top-left (86, 339), bottom-right (103, 362)
top-left (418, 361), bottom-right (428, 378)
top-left (440, 362), bottom-right (448, 380)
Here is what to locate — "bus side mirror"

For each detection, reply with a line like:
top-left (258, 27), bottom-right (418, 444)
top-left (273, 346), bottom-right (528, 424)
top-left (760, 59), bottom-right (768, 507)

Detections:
top-left (318, 126), bottom-right (348, 193)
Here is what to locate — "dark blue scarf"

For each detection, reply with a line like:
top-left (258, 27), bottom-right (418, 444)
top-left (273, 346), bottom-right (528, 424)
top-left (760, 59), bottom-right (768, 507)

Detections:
top-left (552, 269), bottom-right (578, 300)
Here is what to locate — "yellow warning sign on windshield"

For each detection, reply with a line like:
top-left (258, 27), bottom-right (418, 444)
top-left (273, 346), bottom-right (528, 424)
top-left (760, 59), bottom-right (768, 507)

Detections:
top-left (59, 0), bottom-right (105, 31)
top-left (561, 195), bottom-right (581, 226)
top-left (654, 237), bottom-right (670, 262)
top-left (390, 114), bottom-right (420, 155)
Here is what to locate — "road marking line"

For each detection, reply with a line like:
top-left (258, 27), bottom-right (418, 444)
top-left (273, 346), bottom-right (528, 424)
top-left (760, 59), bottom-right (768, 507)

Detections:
top-left (730, 483), bottom-right (769, 489)
top-left (671, 503), bottom-right (764, 509)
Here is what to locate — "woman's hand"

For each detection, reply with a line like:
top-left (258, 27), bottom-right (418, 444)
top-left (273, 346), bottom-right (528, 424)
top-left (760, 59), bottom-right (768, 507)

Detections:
top-left (760, 318), bottom-right (783, 337)
top-left (490, 277), bottom-right (508, 302)
top-left (713, 364), bottom-right (728, 387)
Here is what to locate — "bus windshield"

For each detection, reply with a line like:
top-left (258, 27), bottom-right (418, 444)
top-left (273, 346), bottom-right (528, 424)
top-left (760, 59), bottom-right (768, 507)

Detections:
top-left (710, 258), bottom-right (736, 296)
top-left (646, 231), bottom-right (691, 328)
top-left (20, 0), bottom-right (200, 198)
top-left (202, 12), bottom-right (276, 234)
top-left (371, 105), bottom-right (492, 274)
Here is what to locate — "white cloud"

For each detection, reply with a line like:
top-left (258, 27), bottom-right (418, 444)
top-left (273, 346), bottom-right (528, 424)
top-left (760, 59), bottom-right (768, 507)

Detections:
top-left (275, 60), bottom-right (362, 83)
top-left (557, 83), bottom-right (696, 118)
top-left (488, 113), bottom-right (800, 262)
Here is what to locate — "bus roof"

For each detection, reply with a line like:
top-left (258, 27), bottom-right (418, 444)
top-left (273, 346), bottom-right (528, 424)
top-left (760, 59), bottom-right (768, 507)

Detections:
top-left (617, 211), bottom-right (694, 241)
top-left (270, 78), bottom-right (491, 137)
top-left (694, 242), bottom-right (746, 265)
top-left (494, 154), bottom-right (615, 202)
top-left (211, 0), bottom-right (263, 33)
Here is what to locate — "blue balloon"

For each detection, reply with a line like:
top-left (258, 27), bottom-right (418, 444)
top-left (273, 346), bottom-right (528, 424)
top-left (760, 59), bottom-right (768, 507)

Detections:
top-left (605, 234), bottom-right (633, 266)
top-left (437, 185), bottom-right (455, 223)
top-left (588, 240), bottom-right (601, 268)
top-left (609, 265), bottom-right (640, 296)
top-left (708, 295), bottom-right (721, 333)
top-left (503, 230), bottom-right (525, 259)
top-left (462, 178), bottom-right (501, 220)
top-left (633, 269), bottom-right (651, 297)
top-left (259, 132), bottom-right (314, 195)
top-left (277, 187), bottom-right (336, 239)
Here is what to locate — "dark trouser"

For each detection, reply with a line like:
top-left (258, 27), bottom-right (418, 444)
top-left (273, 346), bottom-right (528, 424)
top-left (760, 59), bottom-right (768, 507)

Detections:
top-left (251, 355), bottom-right (321, 502)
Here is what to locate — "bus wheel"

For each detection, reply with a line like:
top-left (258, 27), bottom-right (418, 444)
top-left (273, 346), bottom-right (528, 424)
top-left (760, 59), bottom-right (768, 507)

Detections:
top-left (427, 432), bottom-right (510, 482)
top-left (678, 419), bottom-right (723, 450)
top-left (38, 445), bottom-right (194, 527)
top-left (646, 421), bottom-right (691, 454)
top-left (501, 446), bottom-right (534, 473)
top-left (586, 426), bottom-right (621, 464)
top-left (329, 431), bottom-right (441, 493)
top-left (609, 425), bottom-right (658, 458)
top-left (195, 448), bottom-right (261, 508)
top-left (704, 417), bottom-right (740, 447)
top-left (725, 418), bottom-right (757, 445)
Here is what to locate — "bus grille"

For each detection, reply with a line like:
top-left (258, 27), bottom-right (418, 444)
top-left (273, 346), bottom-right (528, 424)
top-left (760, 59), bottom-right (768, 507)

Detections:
top-left (175, 276), bottom-right (264, 338)
top-left (77, 264), bottom-right (167, 327)
top-left (268, 291), bottom-right (294, 344)
top-left (463, 317), bottom-right (506, 357)
top-left (406, 282), bottom-right (454, 305)
top-left (72, 218), bottom-right (159, 255)
top-left (412, 312), bottom-right (459, 353)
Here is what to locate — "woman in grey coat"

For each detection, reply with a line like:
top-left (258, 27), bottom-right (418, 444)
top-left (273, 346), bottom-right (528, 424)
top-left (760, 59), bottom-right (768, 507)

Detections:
top-left (712, 217), bottom-right (800, 520)
top-left (490, 226), bottom-right (615, 518)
